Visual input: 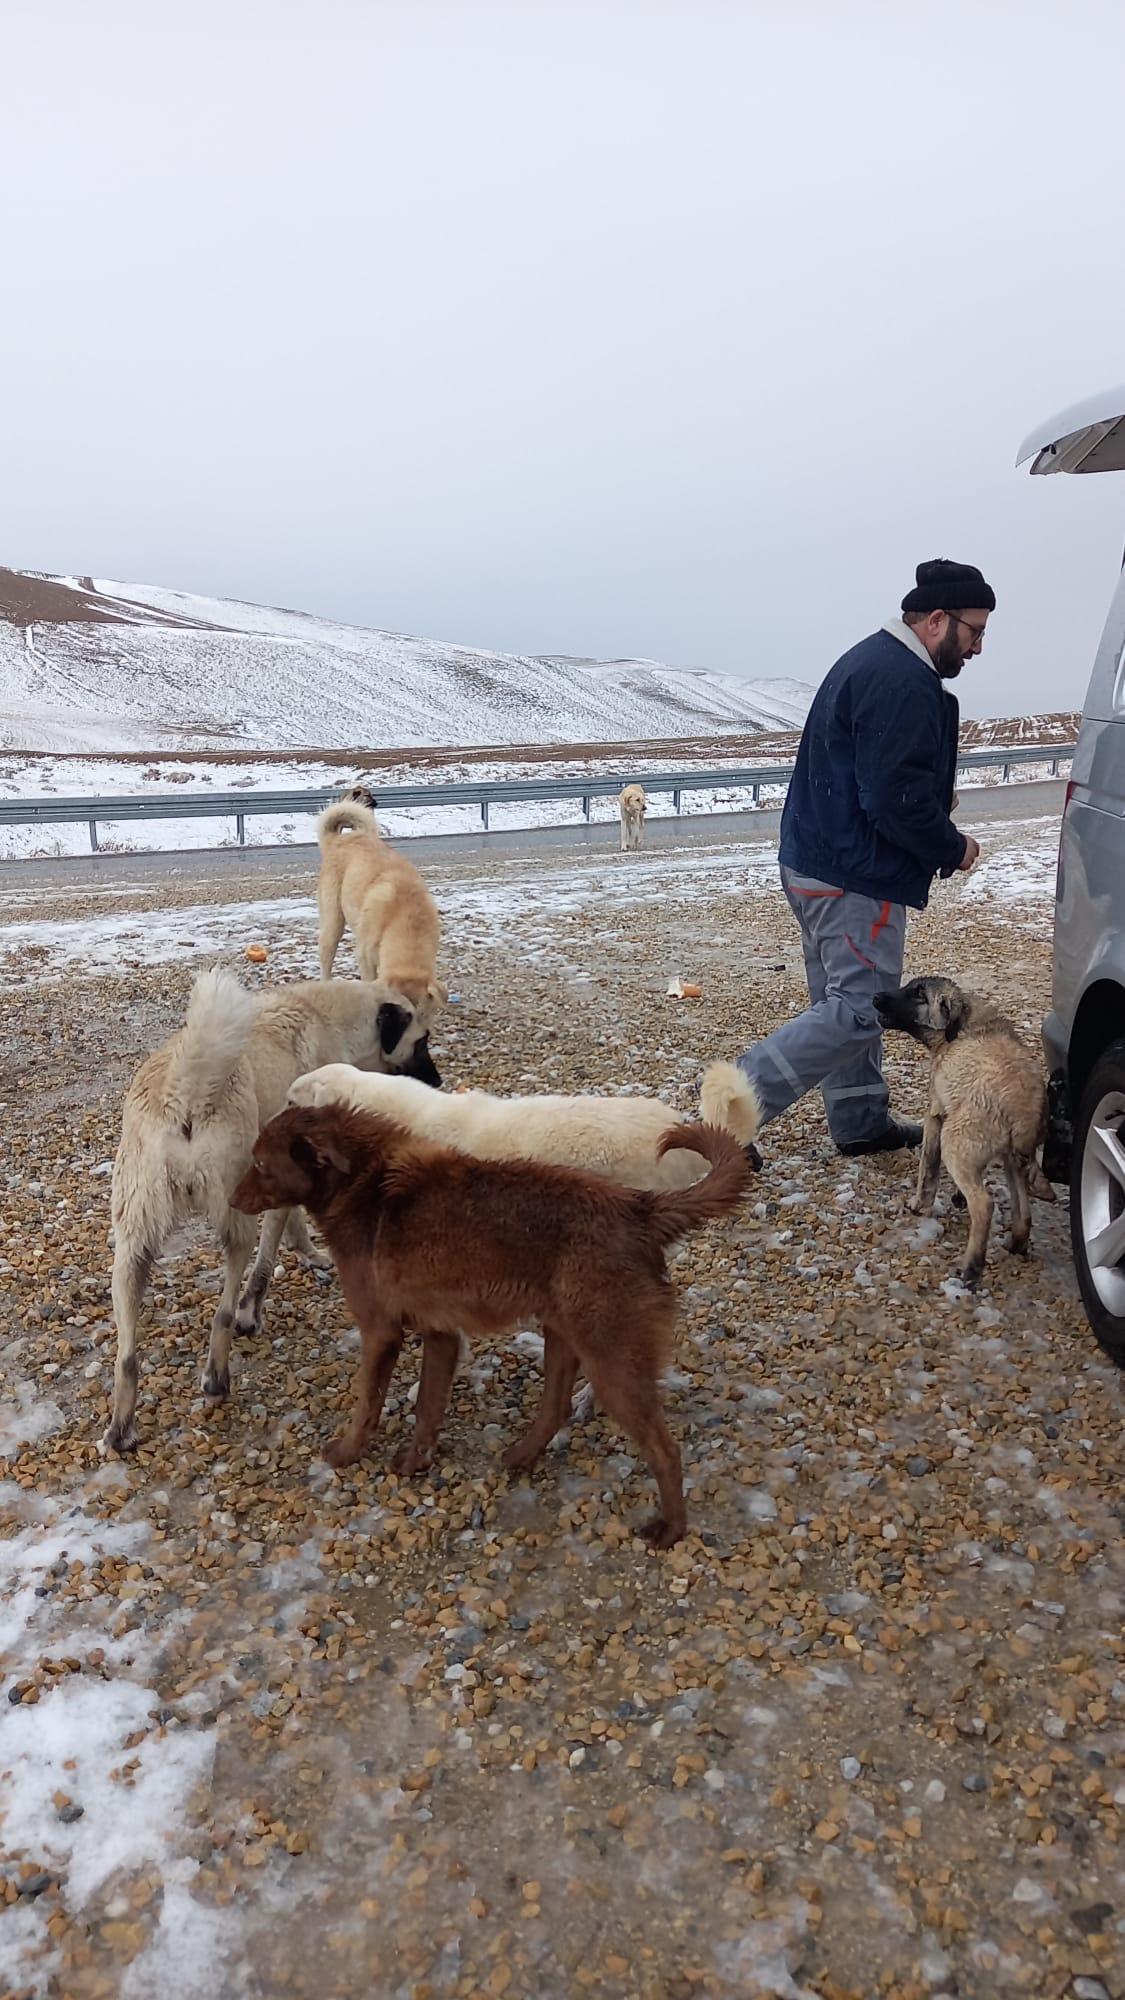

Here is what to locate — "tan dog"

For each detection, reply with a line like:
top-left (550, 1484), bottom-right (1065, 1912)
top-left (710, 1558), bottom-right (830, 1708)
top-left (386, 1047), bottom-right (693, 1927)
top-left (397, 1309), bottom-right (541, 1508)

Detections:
top-left (875, 976), bottom-right (1052, 1286)
top-left (233, 1108), bottom-right (751, 1546)
top-left (619, 783), bottom-right (647, 852)
top-left (316, 795), bottom-right (446, 1044)
top-left (107, 969), bottom-right (441, 1453)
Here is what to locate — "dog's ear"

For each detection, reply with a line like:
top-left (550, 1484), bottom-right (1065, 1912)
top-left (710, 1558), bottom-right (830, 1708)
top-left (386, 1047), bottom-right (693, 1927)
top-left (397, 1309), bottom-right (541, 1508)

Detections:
top-left (376, 1001), bottom-right (411, 1056)
top-left (294, 1129), bottom-right (351, 1176)
top-left (940, 991), bottom-right (965, 1042)
top-left (428, 978), bottom-right (449, 1005)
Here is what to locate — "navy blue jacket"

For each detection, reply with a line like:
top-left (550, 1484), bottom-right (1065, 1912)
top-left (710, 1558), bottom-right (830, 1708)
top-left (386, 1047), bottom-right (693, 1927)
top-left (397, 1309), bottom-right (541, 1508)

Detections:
top-left (778, 629), bottom-right (966, 910)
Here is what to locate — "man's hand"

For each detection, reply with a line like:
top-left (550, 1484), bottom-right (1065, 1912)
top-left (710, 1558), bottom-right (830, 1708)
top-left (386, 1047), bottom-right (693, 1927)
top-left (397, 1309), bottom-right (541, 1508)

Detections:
top-left (957, 834), bottom-right (980, 872)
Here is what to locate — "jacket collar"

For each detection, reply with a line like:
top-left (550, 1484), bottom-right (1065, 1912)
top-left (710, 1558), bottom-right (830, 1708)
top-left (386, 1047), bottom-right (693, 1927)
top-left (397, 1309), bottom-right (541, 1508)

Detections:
top-left (883, 616), bottom-right (938, 675)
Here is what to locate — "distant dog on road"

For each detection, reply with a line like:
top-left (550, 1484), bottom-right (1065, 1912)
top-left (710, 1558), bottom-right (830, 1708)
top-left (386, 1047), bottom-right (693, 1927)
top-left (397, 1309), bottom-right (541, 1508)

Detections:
top-left (875, 976), bottom-right (1052, 1286)
top-left (316, 794), bottom-right (446, 1052)
top-left (619, 784), bottom-right (647, 852)
top-left (233, 1107), bottom-right (752, 1546)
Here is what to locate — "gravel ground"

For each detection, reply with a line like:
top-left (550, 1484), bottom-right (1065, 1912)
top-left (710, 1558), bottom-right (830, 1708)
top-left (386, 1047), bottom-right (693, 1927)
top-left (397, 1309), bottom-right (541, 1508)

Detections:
top-left (1, 819), bottom-right (1123, 2000)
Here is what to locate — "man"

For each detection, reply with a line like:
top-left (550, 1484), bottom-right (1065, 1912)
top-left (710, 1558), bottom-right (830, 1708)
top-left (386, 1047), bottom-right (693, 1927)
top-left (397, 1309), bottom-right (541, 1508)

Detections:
top-left (727, 557), bottom-right (993, 1156)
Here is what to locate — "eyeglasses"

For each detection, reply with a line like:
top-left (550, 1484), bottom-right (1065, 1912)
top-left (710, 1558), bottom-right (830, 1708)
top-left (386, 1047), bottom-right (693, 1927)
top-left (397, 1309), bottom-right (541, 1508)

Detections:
top-left (943, 611), bottom-right (987, 648)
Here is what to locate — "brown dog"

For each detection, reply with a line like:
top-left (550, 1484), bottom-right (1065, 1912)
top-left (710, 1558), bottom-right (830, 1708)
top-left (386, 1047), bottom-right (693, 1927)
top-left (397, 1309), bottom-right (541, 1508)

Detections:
top-left (233, 1108), bottom-right (750, 1545)
top-left (316, 795), bottom-right (446, 1049)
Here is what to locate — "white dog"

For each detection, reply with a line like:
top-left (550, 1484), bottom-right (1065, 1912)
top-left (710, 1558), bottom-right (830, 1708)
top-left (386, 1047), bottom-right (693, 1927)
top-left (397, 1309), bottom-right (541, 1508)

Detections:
top-left (107, 969), bottom-right (439, 1453)
top-left (619, 783), bottom-right (647, 852)
top-left (288, 1060), bottom-right (760, 1189)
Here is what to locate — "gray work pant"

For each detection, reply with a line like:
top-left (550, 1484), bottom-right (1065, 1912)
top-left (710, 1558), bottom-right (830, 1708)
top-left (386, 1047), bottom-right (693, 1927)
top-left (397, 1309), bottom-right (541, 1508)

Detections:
top-left (739, 866), bottom-right (907, 1146)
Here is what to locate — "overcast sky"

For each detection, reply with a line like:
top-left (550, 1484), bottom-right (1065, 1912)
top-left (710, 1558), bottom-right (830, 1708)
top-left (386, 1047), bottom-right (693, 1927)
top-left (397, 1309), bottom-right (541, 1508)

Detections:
top-left (4, 0), bottom-right (1125, 720)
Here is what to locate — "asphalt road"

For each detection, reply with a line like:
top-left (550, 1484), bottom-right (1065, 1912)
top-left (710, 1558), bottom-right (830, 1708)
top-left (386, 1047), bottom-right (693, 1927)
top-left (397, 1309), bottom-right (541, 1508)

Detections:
top-left (0, 778), bottom-right (1066, 893)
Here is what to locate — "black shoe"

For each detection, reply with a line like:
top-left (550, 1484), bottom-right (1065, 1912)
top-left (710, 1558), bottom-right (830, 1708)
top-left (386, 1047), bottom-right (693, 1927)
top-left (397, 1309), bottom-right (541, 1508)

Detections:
top-left (837, 1119), bottom-right (923, 1158)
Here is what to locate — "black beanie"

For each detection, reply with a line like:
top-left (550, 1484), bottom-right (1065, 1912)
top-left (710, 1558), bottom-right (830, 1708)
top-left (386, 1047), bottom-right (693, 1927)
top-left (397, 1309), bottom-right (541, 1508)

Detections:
top-left (901, 558), bottom-right (995, 616)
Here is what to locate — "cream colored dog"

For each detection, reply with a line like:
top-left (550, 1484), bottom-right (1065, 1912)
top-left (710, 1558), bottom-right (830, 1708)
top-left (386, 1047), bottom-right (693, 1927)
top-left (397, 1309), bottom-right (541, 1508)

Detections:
top-left (287, 1060), bottom-right (760, 1189)
top-left (316, 796), bottom-right (446, 1047)
top-left (619, 783), bottom-right (647, 852)
top-left (107, 969), bottom-right (439, 1453)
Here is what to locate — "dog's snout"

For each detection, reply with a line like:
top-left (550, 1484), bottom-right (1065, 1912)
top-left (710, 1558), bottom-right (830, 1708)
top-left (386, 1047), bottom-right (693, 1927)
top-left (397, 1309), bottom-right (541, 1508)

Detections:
top-left (401, 1034), bottom-right (442, 1089)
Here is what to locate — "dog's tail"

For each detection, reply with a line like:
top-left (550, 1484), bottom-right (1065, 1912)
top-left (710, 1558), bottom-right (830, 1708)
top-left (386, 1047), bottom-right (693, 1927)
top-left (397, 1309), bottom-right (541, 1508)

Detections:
top-left (699, 1060), bottom-right (762, 1148)
top-left (649, 1123), bottom-right (751, 1246)
top-left (317, 799), bottom-right (378, 846)
top-left (167, 969), bottom-right (260, 1111)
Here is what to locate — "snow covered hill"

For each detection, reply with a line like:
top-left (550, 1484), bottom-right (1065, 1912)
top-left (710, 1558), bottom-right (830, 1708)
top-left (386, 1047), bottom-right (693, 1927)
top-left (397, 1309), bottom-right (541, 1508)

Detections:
top-left (0, 570), bottom-right (812, 752)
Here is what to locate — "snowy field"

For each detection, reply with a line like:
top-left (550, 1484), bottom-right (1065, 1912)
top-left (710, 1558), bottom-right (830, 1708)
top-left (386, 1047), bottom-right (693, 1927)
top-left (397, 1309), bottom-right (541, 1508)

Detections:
top-left (0, 570), bottom-right (814, 754)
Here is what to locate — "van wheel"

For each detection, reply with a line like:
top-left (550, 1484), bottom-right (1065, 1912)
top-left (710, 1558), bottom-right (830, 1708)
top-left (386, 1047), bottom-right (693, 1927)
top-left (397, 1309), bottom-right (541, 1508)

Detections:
top-left (1071, 1040), bottom-right (1125, 1365)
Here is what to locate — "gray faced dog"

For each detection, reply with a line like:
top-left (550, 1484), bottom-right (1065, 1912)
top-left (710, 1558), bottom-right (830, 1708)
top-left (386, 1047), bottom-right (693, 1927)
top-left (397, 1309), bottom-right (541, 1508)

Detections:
top-left (874, 976), bottom-right (1053, 1286)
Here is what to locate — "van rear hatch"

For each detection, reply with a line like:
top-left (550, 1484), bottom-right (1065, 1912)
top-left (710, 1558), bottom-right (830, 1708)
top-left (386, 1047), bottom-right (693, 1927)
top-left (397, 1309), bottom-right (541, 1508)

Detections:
top-left (1018, 385), bottom-right (1125, 474)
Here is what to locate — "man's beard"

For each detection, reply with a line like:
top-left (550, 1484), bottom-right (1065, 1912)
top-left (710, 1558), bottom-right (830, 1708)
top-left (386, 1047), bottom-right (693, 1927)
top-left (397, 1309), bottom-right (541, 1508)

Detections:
top-left (934, 628), bottom-right (965, 680)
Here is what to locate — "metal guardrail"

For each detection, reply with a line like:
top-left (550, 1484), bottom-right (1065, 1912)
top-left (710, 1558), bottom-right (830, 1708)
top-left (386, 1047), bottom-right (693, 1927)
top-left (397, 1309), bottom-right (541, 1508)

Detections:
top-left (0, 743), bottom-right (1075, 853)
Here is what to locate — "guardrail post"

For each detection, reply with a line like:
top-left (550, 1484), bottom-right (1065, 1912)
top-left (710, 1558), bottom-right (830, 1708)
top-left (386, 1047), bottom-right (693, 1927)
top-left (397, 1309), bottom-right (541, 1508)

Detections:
top-left (236, 813), bottom-right (246, 846)
top-left (1002, 761), bottom-right (1011, 784)
top-left (582, 795), bottom-right (591, 821)
top-left (751, 782), bottom-right (760, 805)
top-left (481, 800), bottom-right (490, 831)
top-left (672, 788), bottom-right (682, 813)
top-left (1049, 757), bottom-right (1059, 777)
top-left (89, 819), bottom-right (99, 853)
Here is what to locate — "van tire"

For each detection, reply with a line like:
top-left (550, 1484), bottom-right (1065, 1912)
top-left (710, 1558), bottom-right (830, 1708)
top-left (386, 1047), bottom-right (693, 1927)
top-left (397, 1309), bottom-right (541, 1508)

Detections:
top-left (1071, 1039), bottom-right (1125, 1366)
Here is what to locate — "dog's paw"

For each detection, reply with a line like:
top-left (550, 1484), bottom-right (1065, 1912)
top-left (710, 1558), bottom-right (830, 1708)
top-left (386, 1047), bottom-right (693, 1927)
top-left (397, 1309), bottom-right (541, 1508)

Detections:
top-left (103, 1416), bottom-right (139, 1455)
top-left (1003, 1232), bottom-right (1031, 1258)
top-left (957, 1262), bottom-right (984, 1291)
top-left (323, 1432), bottom-right (361, 1470)
top-left (201, 1365), bottom-right (231, 1400)
top-left (502, 1439), bottom-right (542, 1473)
top-left (906, 1195), bottom-right (923, 1216)
top-left (570, 1384), bottom-right (597, 1425)
top-left (233, 1302), bottom-right (262, 1337)
top-left (639, 1513), bottom-right (685, 1550)
top-left (392, 1441), bottom-right (433, 1477)
top-left (301, 1247), bottom-right (334, 1271)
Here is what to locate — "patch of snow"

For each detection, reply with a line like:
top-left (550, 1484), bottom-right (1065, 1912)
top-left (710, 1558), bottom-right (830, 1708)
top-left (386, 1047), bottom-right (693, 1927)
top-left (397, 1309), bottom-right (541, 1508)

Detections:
top-left (0, 1488), bottom-right (233, 1999)
top-left (0, 1381), bottom-right (65, 1452)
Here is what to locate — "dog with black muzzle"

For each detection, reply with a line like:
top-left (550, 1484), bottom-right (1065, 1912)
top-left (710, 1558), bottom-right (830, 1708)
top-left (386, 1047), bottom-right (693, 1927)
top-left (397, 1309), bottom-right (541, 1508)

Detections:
top-left (874, 976), bottom-right (1052, 1286)
top-left (105, 969), bottom-right (442, 1454)
top-left (316, 792), bottom-right (447, 1058)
